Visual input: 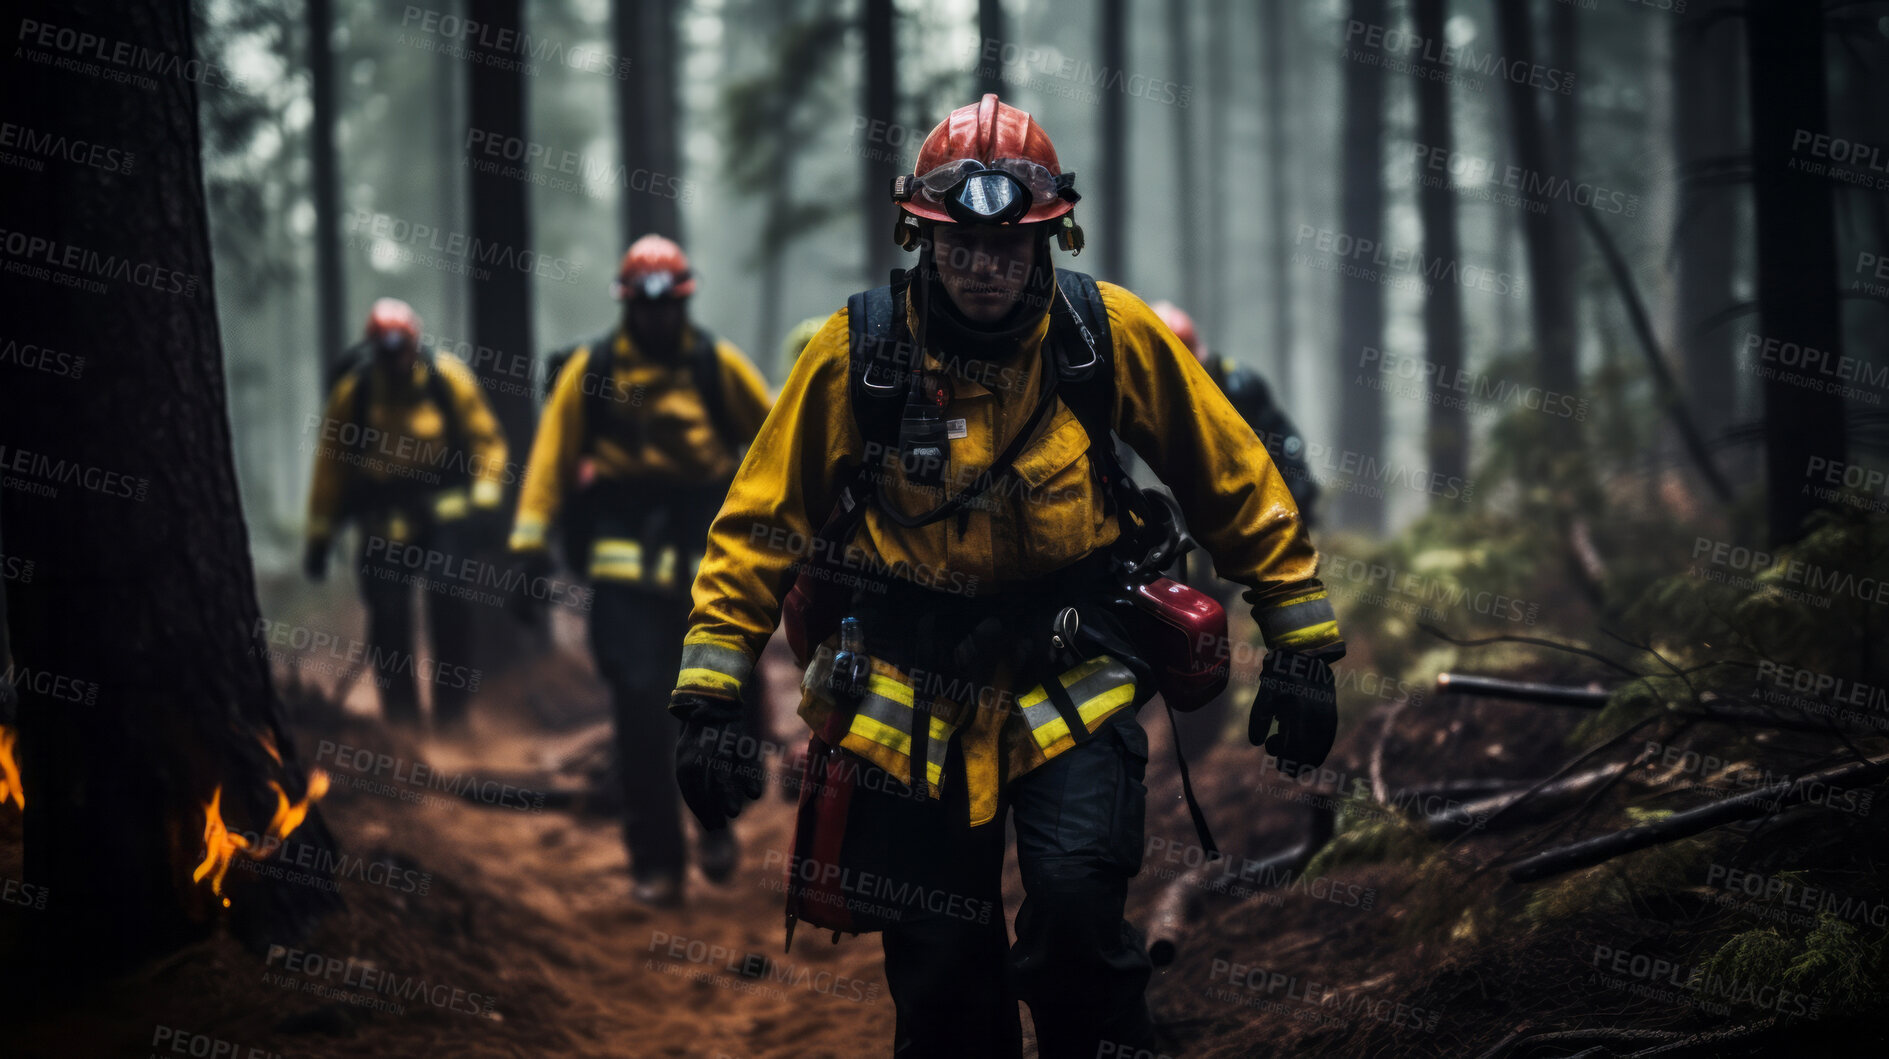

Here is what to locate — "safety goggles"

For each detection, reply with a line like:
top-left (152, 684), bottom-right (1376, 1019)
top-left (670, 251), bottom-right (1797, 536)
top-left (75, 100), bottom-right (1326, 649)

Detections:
top-left (612, 270), bottom-right (689, 300)
top-left (898, 158), bottom-right (1077, 224)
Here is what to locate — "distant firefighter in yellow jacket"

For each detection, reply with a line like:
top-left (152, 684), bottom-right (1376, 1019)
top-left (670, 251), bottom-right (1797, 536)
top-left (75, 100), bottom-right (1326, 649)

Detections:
top-left (510, 235), bottom-right (771, 908)
top-left (303, 298), bottom-right (508, 731)
top-left (669, 97), bottom-right (1342, 1059)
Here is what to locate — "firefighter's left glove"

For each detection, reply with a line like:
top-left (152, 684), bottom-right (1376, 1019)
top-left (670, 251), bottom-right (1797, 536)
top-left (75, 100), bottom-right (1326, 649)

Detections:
top-left (673, 694), bottom-right (764, 832)
top-left (303, 539), bottom-right (330, 582)
top-left (1248, 650), bottom-right (1338, 770)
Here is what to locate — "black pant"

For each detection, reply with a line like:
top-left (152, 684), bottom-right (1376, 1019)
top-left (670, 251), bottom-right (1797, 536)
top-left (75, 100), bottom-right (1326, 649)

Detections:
top-left (589, 582), bottom-right (692, 881)
top-left (356, 519), bottom-right (475, 726)
top-left (878, 712), bottom-right (1157, 1059)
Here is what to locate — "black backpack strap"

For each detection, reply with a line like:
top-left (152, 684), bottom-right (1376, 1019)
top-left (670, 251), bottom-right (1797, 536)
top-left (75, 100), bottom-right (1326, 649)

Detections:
top-left (576, 329), bottom-right (617, 455)
top-left (846, 283), bottom-right (908, 453)
top-left (688, 326), bottom-right (743, 454)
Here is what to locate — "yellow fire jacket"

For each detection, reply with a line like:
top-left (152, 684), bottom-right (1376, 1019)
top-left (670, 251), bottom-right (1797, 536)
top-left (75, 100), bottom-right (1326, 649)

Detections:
top-left (508, 328), bottom-right (771, 560)
top-left (673, 278), bottom-right (1340, 825)
top-left (305, 352), bottom-right (508, 546)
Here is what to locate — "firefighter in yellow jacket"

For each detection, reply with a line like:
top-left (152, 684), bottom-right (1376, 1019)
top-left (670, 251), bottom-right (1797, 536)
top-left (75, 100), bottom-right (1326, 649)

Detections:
top-left (669, 97), bottom-right (1343, 1058)
top-left (304, 298), bottom-right (508, 730)
top-left (511, 235), bottom-right (771, 907)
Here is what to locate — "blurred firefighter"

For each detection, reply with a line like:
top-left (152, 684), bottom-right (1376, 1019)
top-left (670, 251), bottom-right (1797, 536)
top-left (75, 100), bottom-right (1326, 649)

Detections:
top-left (510, 235), bottom-right (772, 908)
top-left (669, 96), bottom-right (1343, 1058)
top-left (303, 298), bottom-right (508, 731)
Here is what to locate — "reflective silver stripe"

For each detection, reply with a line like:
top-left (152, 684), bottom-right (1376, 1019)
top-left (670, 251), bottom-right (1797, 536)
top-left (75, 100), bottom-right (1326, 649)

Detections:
top-left (678, 641), bottom-right (752, 687)
top-left (1256, 592), bottom-right (1337, 643)
top-left (1020, 657), bottom-right (1134, 734)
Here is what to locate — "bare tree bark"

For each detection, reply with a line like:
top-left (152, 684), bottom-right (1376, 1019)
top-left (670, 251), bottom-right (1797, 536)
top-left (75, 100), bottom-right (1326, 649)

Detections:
top-left (465, 0), bottom-right (535, 452)
top-left (1494, 0), bottom-right (1578, 400)
top-left (618, 0), bottom-right (682, 243)
top-left (1334, 0), bottom-right (1388, 531)
top-left (1262, 0), bottom-right (1294, 397)
top-left (862, 0), bottom-right (898, 288)
top-left (0, 0), bottom-right (337, 978)
top-left (977, 0), bottom-right (1006, 100)
top-left (1167, 0), bottom-right (1202, 308)
top-left (1745, 0), bottom-right (1848, 543)
top-left (308, 0), bottom-right (345, 369)
top-left (1413, 0), bottom-right (1467, 483)
top-left (1097, 0), bottom-right (1128, 284)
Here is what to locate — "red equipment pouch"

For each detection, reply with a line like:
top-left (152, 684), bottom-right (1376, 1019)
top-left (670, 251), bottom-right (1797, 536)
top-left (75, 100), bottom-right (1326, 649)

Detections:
top-left (1125, 577), bottom-right (1230, 712)
top-left (783, 714), bottom-right (900, 945)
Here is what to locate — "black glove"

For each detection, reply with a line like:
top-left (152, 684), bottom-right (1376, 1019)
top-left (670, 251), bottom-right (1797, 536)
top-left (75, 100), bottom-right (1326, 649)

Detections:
top-left (674, 694), bottom-right (764, 831)
top-left (303, 539), bottom-right (329, 582)
top-left (1248, 650), bottom-right (1338, 769)
top-left (507, 550), bottom-right (554, 627)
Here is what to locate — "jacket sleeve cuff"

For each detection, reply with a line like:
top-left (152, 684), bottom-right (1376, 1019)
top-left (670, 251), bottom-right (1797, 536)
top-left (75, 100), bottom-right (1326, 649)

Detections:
top-left (1254, 588), bottom-right (1343, 655)
top-left (671, 635), bottom-right (753, 709)
top-left (509, 517), bottom-right (547, 552)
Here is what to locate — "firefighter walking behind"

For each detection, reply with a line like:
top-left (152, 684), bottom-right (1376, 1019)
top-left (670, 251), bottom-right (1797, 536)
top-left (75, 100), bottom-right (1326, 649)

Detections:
top-left (511, 236), bottom-right (772, 907)
top-left (670, 96), bottom-right (1343, 1057)
top-left (303, 298), bottom-right (509, 732)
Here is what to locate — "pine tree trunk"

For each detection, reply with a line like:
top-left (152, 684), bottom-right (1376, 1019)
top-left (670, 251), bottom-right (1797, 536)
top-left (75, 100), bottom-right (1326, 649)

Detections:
top-left (465, 0), bottom-right (536, 452)
top-left (1097, 0), bottom-right (1128, 284)
top-left (1414, 0), bottom-right (1466, 483)
top-left (0, 0), bottom-right (337, 978)
top-left (1334, 0), bottom-right (1388, 531)
top-left (862, 0), bottom-right (898, 288)
top-left (308, 0), bottom-right (346, 369)
top-left (1745, 0), bottom-right (1848, 543)
top-left (1674, 0), bottom-right (1741, 439)
top-left (1262, 0), bottom-right (1294, 397)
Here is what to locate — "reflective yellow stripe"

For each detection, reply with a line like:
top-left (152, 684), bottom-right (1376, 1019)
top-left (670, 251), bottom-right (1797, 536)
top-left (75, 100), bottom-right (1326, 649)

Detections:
top-left (653, 546), bottom-right (678, 588)
top-left (676, 667), bottom-right (743, 696)
top-left (866, 670), bottom-right (915, 707)
top-left (1270, 620), bottom-right (1341, 649)
top-left (846, 712), bottom-right (947, 789)
top-left (590, 538), bottom-right (643, 581)
top-left (509, 517), bottom-right (547, 551)
top-left (1017, 656), bottom-right (1114, 711)
top-left (1028, 683), bottom-right (1137, 752)
top-left (433, 488), bottom-right (470, 520)
top-left (471, 479), bottom-right (504, 507)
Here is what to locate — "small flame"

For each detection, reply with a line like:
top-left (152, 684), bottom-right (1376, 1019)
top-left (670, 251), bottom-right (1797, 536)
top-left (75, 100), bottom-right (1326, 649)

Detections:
top-left (191, 767), bottom-right (329, 909)
top-left (0, 725), bottom-right (23, 810)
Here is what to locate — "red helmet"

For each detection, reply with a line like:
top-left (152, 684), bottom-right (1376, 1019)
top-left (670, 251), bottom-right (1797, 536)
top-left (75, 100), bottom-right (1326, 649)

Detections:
top-left (1150, 301), bottom-right (1203, 358)
top-left (364, 298), bottom-right (421, 352)
top-left (614, 234), bottom-right (696, 300)
top-left (894, 94), bottom-right (1077, 226)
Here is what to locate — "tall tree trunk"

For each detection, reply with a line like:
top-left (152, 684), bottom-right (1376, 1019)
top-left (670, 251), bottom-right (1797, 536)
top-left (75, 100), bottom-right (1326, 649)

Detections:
top-left (1096, 0), bottom-right (1128, 284)
top-left (862, 0), bottom-right (898, 287)
top-left (621, 0), bottom-right (681, 242)
top-left (1334, 0), bottom-right (1388, 531)
top-left (0, 0), bottom-right (336, 977)
top-left (977, 0), bottom-right (1006, 100)
top-left (1262, 0), bottom-right (1294, 397)
top-left (465, 0), bottom-right (535, 453)
top-left (1166, 0), bottom-right (1202, 309)
top-left (308, 0), bottom-right (345, 368)
top-left (1201, 0), bottom-right (1230, 338)
top-left (1746, 0), bottom-right (1848, 543)
top-left (1494, 0), bottom-right (1578, 400)
top-left (1414, 0), bottom-right (1466, 483)
top-left (1549, 0), bottom-right (1580, 366)
top-left (1674, 1), bottom-right (1741, 439)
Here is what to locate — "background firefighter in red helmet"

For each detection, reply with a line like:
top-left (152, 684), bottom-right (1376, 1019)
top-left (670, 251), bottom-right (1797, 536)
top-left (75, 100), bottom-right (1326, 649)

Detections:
top-left (510, 235), bottom-right (772, 908)
top-left (1152, 300), bottom-right (1322, 527)
top-left (303, 297), bottom-right (509, 731)
top-left (668, 96), bottom-right (1344, 1058)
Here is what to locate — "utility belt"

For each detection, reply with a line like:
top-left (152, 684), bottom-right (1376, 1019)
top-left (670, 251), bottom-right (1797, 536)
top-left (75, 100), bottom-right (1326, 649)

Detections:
top-left (562, 476), bottom-right (730, 594)
top-left (341, 477), bottom-right (474, 544)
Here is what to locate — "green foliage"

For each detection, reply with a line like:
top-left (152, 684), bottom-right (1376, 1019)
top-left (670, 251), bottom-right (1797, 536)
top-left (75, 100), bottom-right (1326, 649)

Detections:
top-left (1701, 914), bottom-right (1888, 1021)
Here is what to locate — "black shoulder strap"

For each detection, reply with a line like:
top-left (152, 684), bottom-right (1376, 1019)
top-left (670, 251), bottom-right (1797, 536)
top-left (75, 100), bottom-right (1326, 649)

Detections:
top-left (576, 329), bottom-right (617, 455)
top-left (688, 326), bottom-right (742, 454)
top-left (1050, 270), bottom-right (1115, 433)
top-left (846, 282), bottom-right (908, 453)
top-left (419, 349), bottom-right (463, 458)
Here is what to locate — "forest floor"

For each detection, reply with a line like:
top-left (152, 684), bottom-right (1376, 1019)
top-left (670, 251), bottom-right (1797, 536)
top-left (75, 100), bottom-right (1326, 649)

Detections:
top-left (2, 586), bottom-right (1883, 1057)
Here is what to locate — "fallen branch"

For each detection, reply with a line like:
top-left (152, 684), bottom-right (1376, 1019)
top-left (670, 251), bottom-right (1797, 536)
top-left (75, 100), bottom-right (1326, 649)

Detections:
top-left (1509, 754), bottom-right (1889, 883)
top-left (1146, 804), bottom-right (1335, 968)
top-left (1425, 765), bottom-right (1626, 840)
top-left (1435, 673), bottom-right (1611, 708)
